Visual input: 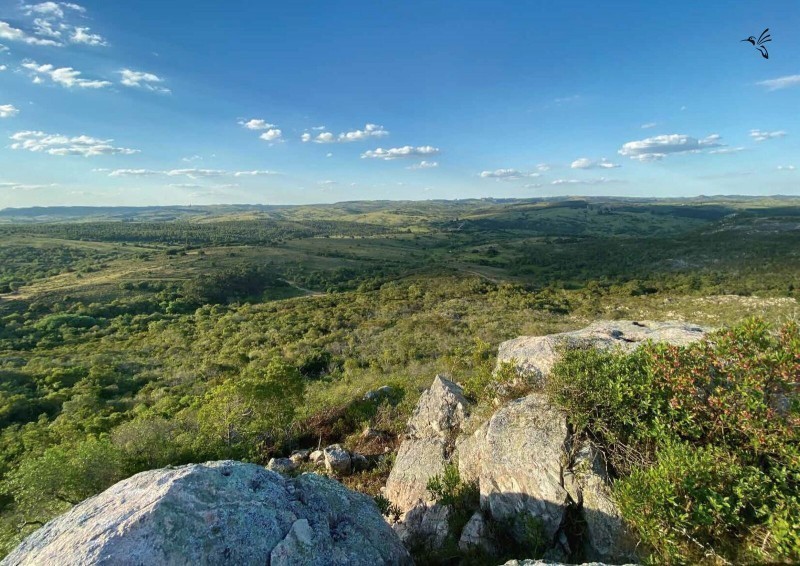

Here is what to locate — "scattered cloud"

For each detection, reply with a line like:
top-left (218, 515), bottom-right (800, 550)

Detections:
top-left (0, 104), bottom-right (19, 118)
top-left (303, 123), bottom-right (388, 143)
top-left (0, 65), bottom-right (7, 71)
top-left (749, 129), bottom-right (786, 142)
top-left (23, 60), bottom-right (111, 89)
top-left (551, 177), bottom-right (623, 186)
top-left (618, 133), bottom-right (723, 161)
top-left (641, 122), bottom-right (657, 129)
top-left (570, 157), bottom-right (620, 169)
top-left (239, 119), bottom-right (276, 130)
top-left (119, 69), bottom-right (170, 94)
top-left (361, 145), bottom-right (440, 160)
top-left (777, 165), bottom-right (796, 171)
top-left (22, 2), bottom-right (85, 19)
top-left (318, 180), bottom-right (337, 186)
top-left (708, 147), bottom-right (745, 155)
top-left (326, 152), bottom-right (333, 158)
top-left (0, 20), bottom-right (60, 46)
top-left (553, 95), bottom-right (580, 104)
top-left (756, 75), bottom-right (800, 91)
top-left (71, 27), bottom-right (106, 46)
top-left (337, 123), bottom-right (388, 142)
top-left (10, 130), bottom-right (139, 156)
top-left (479, 168), bottom-right (540, 180)
top-left (108, 169), bottom-right (159, 177)
top-left (536, 164), bottom-right (551, 172)
top-left (408, 160), bottom-right (439, 170)
top-left (259, 128), bottom-right (283, 142)
top-left (0, 181), bottom-right (59, 191)
top-left (233, 170), bottom-right (279, 177)
top-left (166, 169), bottom-right (226, 178)
top-left (182, 155), bottom-right (202, 163)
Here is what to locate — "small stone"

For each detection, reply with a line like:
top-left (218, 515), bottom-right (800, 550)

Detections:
top-left (267, 458), bottom-right (296, 474)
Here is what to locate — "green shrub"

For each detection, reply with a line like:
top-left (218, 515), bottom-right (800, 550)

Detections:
top-left (426, 463), bottom-right (480, 537)
top-left (547, 319), bottom-right (800, 564)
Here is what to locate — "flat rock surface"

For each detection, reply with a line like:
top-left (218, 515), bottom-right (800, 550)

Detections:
top-left (497, 320), bottom-right (709, 381)
top-left (2, 461), bottom-right (411, 566)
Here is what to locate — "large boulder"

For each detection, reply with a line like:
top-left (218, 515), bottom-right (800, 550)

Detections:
top-left (385, 375), bottom-right (469, 512)
top-left (469, 394), bottom-right (571, 540)
top-left (565, 443), bottom-right (639, 563)
top-left (2, 461), bottom-right (411, 566)
top-left (497, 320), bottom-right (708, 382)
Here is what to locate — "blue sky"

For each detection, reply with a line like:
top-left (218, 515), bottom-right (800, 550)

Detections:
top-left (0, 1), bottom-right (799, 207)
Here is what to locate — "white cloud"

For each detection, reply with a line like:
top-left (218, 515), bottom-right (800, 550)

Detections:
top-left (23, 60), bottom-right (110, 88)
top-left (553, 95), bottom-right (580, 104)
top-left (259, 128), bottom-right (283, 142)
top-left (71, 27), bottom-right (106, 46)
top-left (0, 181), bottom-right (58, 191)
top-left (10, 130), bottom-right (139, 156)
top-left (303, 123), bottom-right (388, 143)
top-left (166, 169), bottom-right (226, 178)
top-left (318, 180), bottom-right (337, 186)
top-left (408, 160), bottom-right (438, 170)
top-left (756, 75), bottom-right (800, 91)
top-left (32, 18), bottom-right (61, 38)
top-left (479, 168), bottom-right (539, 180)
top-left (326, 152), bottom-right (333, 158)
top-left (536, 163), bottom-right (551, 172)
top-left (0, 21), bottom-right (61, 46)
top-left (551, 177), bottom-right (622, 186)
top-left (22, 2), bottom-right (84, 19)
top-left (240, 118), bottom-right (276, 130)
top-left (618, 133), bottom-right (723, 161)
top-left (108, 169), bottom-right (159, 177)
top-left (641, 122), bottom-right (657, 129)
top-left (0, 104), bottom-right (19, 118)
top-left (337, 123), bottom-right (388, 142)
top-left (749, 129), bottom-right (786, 142)
top-left (777, 165), bottom-right (796, 171)
top-left (119, 69), bottom-right (170, 94)
top-left (570, 157), bottom-right (620, 169)
top-left (0, 65), bottom-right (6, 71)
top-left (233, 170), bottom-right (278, 177)
top-left (708, 147), bottom-right (745, 155)
top-left (361, 145), bottom-right (440, 160)
top-left (311, 125), bottom-right (326, 131)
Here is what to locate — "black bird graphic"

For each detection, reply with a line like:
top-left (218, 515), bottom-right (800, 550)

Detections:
top-left (742, 28), bottom-right (771, 59)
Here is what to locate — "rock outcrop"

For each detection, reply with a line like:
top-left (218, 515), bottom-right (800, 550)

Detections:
top-left (497, 320), bottom-right (708, 382)
top-left (3, 461), bottom-right (411, 566)
top-left (386, 321), bottom-right (709, 562)
top-left (384, 375), bottom-right (469, 513)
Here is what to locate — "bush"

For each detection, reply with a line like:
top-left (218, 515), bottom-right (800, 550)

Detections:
top-left (547, 319), bottom-right (800, 564)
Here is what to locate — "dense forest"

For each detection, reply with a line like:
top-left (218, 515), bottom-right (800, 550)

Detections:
top-left (0, 196), bottom-right (798, 561)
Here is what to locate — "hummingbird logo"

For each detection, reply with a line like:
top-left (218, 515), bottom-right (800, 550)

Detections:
top-left (742, 28), bottom-right (771, 59)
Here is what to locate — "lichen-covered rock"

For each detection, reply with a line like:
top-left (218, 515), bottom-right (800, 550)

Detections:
top-left (309, 450), bottom-right (325, 464)
top-left (469, 394), bottom-right (571, 540)
top-left (569, 443), bottom-right (639, 563)
top-left (2, 461), bottom-right (411, 566)
top-left (385, 375), bottom-right (469, 512)
top-left (268, 457), bottom-right (297, 474)
top-left (458, 511), bottom-right (494, 553)
top-left (497, 320), bottom-right (708, 382)
top-left (289, 449), bottom-right (311, 465)
top-left (364, 386), bottom-right (395, 402)
top-left (324, 444), bottom-right (352, 476)
top-left (392, 502), bottom-right (450, 549)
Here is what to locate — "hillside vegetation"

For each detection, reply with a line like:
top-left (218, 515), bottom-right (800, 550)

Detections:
top-left (0, 196), bottom-right (798, 559)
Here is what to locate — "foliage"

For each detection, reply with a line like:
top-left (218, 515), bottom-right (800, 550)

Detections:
top-left (426, 463), bottom-right (480, 539)
top-left (547, 319), bottom-right (800, 564)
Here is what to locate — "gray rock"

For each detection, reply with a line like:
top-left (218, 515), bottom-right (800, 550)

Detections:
top-left (324, 444), bottom-right (352, 476)
top-left (471, 394), bottom-right (571, 541)
top-left (570, 443), bottom-right (639, 563)
top-left (458, 511), bottom-right (494, 554)
top-left (351, 453), bottom-right (370, 472)
top-left (362, 427), bottom-right (389, 442)
top-left (392, 502), bottom-right (450, 549)
top-left (268, 457), bottom-right (297, 474)
top-left (309, 450), bottom-right (325, 464)
top-left (385, 375), bottom-right (469, 513)
top-left (289, 449), bottom-right (311, 465)
top-left (364, 386), bottom-right (395, 402)
top-left (3, 461), bottom-right (411, 566)
top-left (497, 320), bottom-right (709, 383)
